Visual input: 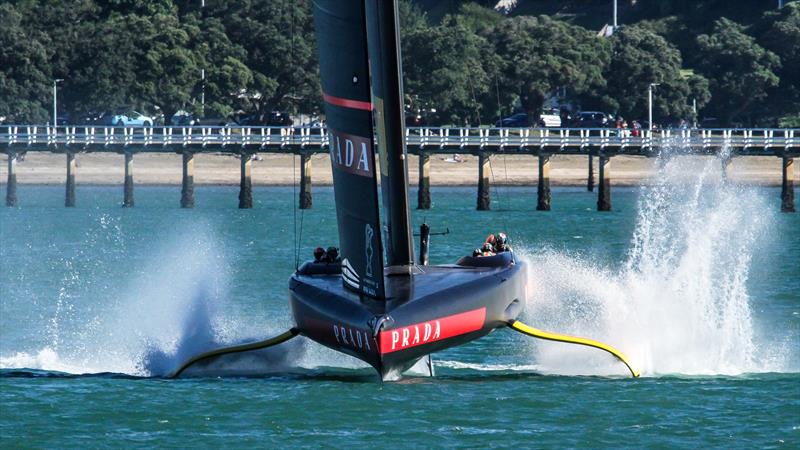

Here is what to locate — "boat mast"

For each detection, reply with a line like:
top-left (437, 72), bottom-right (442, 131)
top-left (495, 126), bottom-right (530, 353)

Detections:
top-left (365, 0), bottom-right (415, 269)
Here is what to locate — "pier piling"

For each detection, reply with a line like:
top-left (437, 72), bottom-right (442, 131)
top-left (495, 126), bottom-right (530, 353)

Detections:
top-left (299, 153), bottom-right (312, 209)
top-left (721, 155), bottom-right (732, 182)
top-left (782, 156), bottom-right (795, 213)
top-left (587, 154), bottom-right (595, 192)
top-left (239, 153), bottom-right (253, 209)
top-left (6, 153), bottom-right (17, 207)
top-left (180, 152), bottom-right (194, 208)
top-left (537, 153), bottom-right (551, 211)
top-left (417, 152), bottom-right (431, 209)
top-left (597, 155), bottom-right (612, 211)
top-left (123, 152), bottom-right (134, 207)
top-left (477, 153), bottom-right (491, 210)
top-left (65, 152), bottom-right (76, 207)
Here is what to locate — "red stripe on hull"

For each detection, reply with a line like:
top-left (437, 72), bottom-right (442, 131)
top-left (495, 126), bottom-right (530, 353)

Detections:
top-left (379, 307), bottom-right (486, 354)
top-left (323, 92), bottom-right (373, 111)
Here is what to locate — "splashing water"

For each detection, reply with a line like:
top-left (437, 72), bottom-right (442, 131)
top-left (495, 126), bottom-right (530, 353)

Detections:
top-left (0, 222), bottom-right (309, 377)
top-left (520, 152), bottom-right (787, 377)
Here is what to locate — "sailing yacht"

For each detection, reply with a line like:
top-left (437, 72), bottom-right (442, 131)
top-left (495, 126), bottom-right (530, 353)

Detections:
top-left (170, 0), bottom-right (638, 381)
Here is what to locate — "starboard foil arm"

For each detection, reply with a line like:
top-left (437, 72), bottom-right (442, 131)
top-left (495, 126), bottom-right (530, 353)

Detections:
top-left (508, 320), bottom-right (640, 378)
top-left (168, 328), bottom-right (299, 378)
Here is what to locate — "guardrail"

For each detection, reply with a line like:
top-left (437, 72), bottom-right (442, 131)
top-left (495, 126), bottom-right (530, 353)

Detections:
top-left (1, 125), bottom-right (798, 155)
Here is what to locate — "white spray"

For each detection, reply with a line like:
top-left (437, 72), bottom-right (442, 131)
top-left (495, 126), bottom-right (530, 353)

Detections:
top-left (520, 152), bottom-right (787, 376)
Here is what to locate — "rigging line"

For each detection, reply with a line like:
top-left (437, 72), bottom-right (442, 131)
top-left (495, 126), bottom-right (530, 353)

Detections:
top-left (293, 152), bottom-right (299, 269)
top-left (487, 153), bottom-right (510, 236)
top-left (287, 0), bottom-right (305, 270)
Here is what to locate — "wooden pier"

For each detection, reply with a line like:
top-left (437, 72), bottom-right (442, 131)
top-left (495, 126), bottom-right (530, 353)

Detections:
top-left (2, 125), bottom-right (798, 212)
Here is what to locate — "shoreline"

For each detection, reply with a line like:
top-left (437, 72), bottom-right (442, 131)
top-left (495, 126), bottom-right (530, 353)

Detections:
top-left (1, 153), bottom-right (794, 187)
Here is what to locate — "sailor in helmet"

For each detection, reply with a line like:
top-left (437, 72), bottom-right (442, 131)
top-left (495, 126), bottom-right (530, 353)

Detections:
top-left (494, 232), bottom-right (511, 253)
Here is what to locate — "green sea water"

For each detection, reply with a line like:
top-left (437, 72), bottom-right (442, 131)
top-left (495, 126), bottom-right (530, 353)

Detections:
top-left (1, 157), bottom-right (798, 448)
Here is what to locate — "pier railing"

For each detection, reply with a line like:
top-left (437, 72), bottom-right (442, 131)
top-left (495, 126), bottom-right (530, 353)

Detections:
top-left (2, 125), bottom-right (797, 212)
top-left (2, 125), bottom-right (798, 155)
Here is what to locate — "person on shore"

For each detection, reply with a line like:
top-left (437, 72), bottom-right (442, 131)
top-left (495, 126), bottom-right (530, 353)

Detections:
top-left (631, 120), bottom-right (642, 137)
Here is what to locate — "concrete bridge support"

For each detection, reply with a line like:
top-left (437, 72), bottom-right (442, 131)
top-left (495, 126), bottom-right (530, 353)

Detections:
top-left (597, 155), bottom-right (612, 211)
top-left (477, 153), bottom-right (491, 210)
top-left (537, 153), bottom-right (551, 211)
top-left (123, 152), bottom-right (134, 208)
top-left (239, 154), bottom-right (253, 209)
top-left (65, 152), bottom-right (76, 207)
top-left (417, 152), bottom-right (431, 210)
top-left (299, 153), bottom-right (312, 209)
top-left (181, 152), bottom-right (195, 208)
top-left (782, 156), bottom-right (795, 213)
top-left (587, 154), bottom-right (595, 192)
top-left (6, 153), bottom-right (17, 207)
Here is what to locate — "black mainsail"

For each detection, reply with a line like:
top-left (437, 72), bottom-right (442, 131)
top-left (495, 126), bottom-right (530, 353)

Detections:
top-left (365, 0), bottom-right (415, 269)
top-left (313, 0), bottom-right (385, 298)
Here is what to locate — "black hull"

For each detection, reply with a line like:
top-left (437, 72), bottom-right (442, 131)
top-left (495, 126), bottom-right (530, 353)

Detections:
top-left (289, 253), bottom-right (527, 380)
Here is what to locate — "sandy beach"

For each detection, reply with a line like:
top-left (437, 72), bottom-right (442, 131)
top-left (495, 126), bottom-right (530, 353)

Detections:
top-left (0, 152), bottom-right (793, 186)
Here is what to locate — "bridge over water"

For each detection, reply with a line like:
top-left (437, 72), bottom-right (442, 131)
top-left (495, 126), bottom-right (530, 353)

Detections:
top-left (2, 125), bottom-right (798, 212)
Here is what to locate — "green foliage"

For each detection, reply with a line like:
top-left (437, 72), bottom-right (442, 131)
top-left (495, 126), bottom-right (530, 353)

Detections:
top-left (603, 25), bottom-right (709, 122)
top-left (753, 2), bottom-right (800, 123)
top-left (696, 18), bottom-right (780, 125)
top-left (490, 15), bottom-right (611, 124)
top-left (779, 116), bottom-right (800, 128)
top-left (0, 3), bottom-right (51, 123)
top-left (208, 0), bottom-right (320, 119)
top-left (403, 16), bottom-right (499, 125)
top-left (0, 0), bottom-right (797, 127)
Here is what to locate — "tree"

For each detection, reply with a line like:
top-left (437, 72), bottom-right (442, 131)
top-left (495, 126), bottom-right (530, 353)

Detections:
top-left (753, 2), bottom-right (800, 124)
top-left (188, 15), bottom-right (253, 118)
top-left (402, 16), bottom-right (499, 125)
top-left (133, 13), bottom-right (201, 123)
top-left (0, 3), bottom-right (52, 123)
top-left (695, 18), bottom-right (780, 125)
top-left (490, 15), bottom-right (611, 125)
top-left (604, 25), bottom-right (709, 124)
top-left (207, 0), bottom-right (320, 121)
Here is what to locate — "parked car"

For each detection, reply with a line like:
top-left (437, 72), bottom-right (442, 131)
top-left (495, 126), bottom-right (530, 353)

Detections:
top-left (93, 109), bottom-right (154, 127)
top-left (495, 109), bottom-right (562, 128)
top-left (495, 112), bottom-right (529, 127)
top-left (169, 111), bottom-right (234, 126)
top-left (571, 111), bottom-right (613, 128)
top-left (538, 108), bottom-right (562, 127)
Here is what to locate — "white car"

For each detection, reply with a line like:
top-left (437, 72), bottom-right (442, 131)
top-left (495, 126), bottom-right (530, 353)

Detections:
top-left (538, 108), bottom-right (562, 127)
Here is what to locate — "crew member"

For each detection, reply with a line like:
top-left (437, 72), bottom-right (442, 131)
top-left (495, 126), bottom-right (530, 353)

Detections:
top-left (325, 246), bottom-right (340, 263)
top-left (494, 232), bottom-right (511, 253)
top-left (313, 246), bottom-right (325, 262)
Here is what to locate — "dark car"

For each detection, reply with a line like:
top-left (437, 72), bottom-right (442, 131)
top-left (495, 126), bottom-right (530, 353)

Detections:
top-left (572, 111), bottom-right (613, 128)
top-left (495, 112), bottom-right (529, 127)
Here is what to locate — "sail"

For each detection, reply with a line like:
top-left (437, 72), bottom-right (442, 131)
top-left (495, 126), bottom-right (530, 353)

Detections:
top-left (365, 0), bottom-right (415, 268)
top-left (312, 0), bottom-right (385, 298)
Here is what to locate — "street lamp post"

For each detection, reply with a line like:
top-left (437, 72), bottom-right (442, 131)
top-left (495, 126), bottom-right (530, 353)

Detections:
top-left (53, 79), bottom-right (64, 129)
top-left (613, 0), bottom-right (618, 30)
top-left (648, 83), bottom-right (660, 131)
